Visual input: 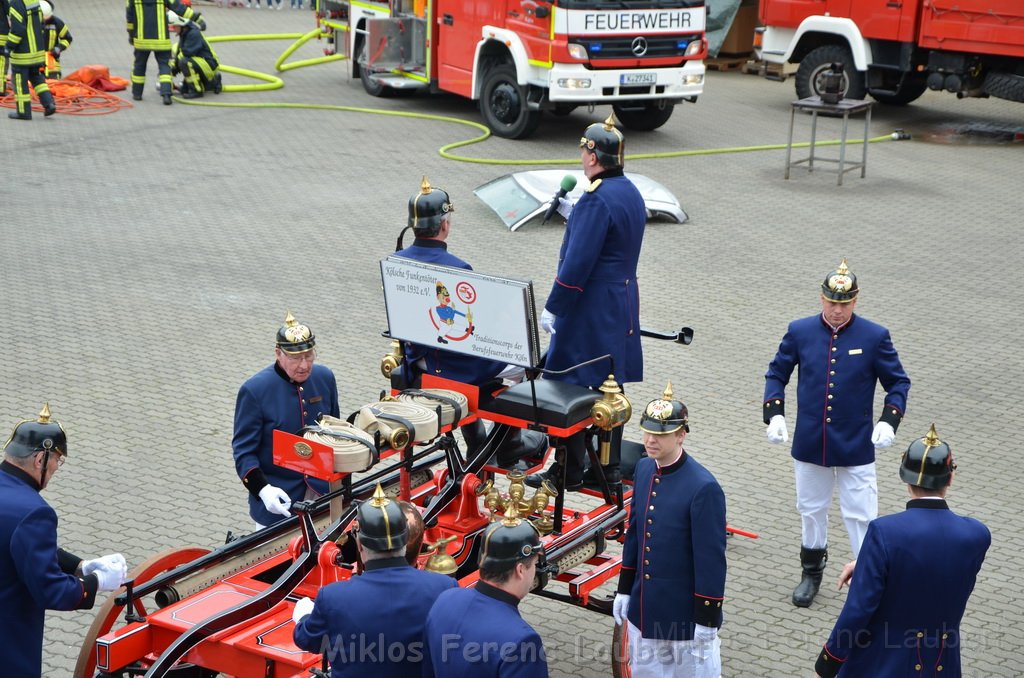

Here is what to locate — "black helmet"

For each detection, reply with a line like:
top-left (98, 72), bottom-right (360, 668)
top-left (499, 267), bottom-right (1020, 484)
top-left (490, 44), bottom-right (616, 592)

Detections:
top-left (580, 114), bottom-right (625, 169)
top-left (821, 258), bottom-right (859, 303)
top-left (408, 176), bottom-right (454, 236)
top-left (3, 403), bottom-right (67, 459)
top-left (479, 513), bottom-right (543, 571)
top-left (356, 484), bottom-right (409, 551)
top-left (900, 424), bottom-right (956, 490)
top-left (276, 311), bottom-right (316, 354)
top-left (639, 382), bottom-right (689, 434)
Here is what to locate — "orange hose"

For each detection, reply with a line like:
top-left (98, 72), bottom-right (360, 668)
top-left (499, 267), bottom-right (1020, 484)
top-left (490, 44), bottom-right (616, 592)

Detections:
top-left (1, 77), bottom-right (134, 115)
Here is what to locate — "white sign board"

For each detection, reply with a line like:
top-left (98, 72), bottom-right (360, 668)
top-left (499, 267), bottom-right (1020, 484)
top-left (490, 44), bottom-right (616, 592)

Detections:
top-left (556, 7), bottom-right (706, 36)
top-left (381, 256), bottom-right (542, 368)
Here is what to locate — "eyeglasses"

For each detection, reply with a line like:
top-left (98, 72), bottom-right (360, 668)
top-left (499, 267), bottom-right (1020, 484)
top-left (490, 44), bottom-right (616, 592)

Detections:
top-left (280, 349), bottom-right (317, 364)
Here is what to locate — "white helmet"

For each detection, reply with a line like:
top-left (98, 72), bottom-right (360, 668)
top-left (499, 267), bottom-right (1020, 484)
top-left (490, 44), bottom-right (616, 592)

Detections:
top-left (40, 0), bottom-right (53, 20)
top-left (166, 10), bottom-right (188, 27)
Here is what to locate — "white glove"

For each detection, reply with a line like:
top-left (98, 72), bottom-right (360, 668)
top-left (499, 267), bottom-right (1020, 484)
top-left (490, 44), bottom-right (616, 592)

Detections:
top-left (871, 421), bottom-right (896, 448)
top-left (540, 309), bottom-right (557, 335)
top-left (766, 415), bottom-right (789, 443)
top-left (691, 623), bottom-right (718, 661)
top-left (83, 553), bottom-right (128, 592)
top-left (612, 593), bottom-right (630, 625)
top-left (258, 484), bottom-right (292, 517)
top-left (292, 596), bottom-right (315, 623)
top-left (556, 196), bottom-right (574, 220)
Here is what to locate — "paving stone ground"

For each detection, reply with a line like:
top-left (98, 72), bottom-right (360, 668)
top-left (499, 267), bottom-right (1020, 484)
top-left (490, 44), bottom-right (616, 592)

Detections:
top-left (2, 2), bottom-right (1022, 675)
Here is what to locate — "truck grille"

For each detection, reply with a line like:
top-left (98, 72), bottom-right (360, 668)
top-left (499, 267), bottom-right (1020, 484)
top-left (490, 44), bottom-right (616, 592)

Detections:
top-left (580, 34), bottom-right (693, 61)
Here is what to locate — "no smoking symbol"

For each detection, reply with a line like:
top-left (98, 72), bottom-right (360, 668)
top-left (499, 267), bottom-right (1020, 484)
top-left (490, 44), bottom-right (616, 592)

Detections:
top-left (456, 282), bottom-right (476, 305)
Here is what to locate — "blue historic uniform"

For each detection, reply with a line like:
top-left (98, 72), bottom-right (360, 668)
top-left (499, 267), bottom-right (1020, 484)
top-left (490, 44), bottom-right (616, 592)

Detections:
top-left (232, 362), bottom-right (339, 525)
top-left (395, 238), bottom-right (506, 385)
top-left (0, 462), bottom-right (98, 676)
top-left (423, 581), bottom-right (549, 677)
top-left (293, 557), bottom-right (456, 677)
top-left (815, 499), bottom-right (990, 677)
top-left (764, 313), bottom-right (910, 467)
top-left (618, 452), bottom-right (726, 641)
top-left (545, 170), bottom-right (645, 388)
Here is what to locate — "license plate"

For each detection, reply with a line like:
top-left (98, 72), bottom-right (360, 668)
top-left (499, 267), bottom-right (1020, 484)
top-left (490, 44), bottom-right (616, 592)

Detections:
top-left (620, 72), bottom-right (657, 85)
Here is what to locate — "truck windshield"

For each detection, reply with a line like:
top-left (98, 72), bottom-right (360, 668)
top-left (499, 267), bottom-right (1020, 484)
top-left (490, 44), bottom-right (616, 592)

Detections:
top-left (556, 1), bottom-right (702, 8)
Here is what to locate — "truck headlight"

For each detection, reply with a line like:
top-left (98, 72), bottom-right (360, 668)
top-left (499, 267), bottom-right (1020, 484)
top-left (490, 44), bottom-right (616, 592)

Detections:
top-left (683, 74), bottom-right (704, 85)
top-left (684, 39), bottom-right (704, 57)
top-left (558, 78), bottom-right (592, 89)
top-left (567, 43), bottom-right (588, 60)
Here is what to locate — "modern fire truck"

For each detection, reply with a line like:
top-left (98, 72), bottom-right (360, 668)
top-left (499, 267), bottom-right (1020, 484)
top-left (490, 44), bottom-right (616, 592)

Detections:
top-left (754, 0), bottom-right (1024, 106)
top-left (318, 0), bottom-right (708, 138)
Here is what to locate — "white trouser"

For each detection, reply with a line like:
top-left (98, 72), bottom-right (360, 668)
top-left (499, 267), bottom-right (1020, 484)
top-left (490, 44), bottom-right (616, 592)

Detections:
top-left (627, 622), bottom-right (721, 678)
top-left (794, 459), bottom-right (877, 557)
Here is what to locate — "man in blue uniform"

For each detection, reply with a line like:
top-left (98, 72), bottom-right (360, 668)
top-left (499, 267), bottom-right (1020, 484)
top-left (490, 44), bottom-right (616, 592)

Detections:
top-left (394, 177), bottom-right (546, 467)
top-left (6, 0), bottom-right (56, 119)
top-left (292, 484), bottom-right (456, 676)
top-left (1, 404), bottom-right (128, 676)
top-left (423, 513), bottom-right (549, 677)
top-left (39, 0), bottom-right (71, 79)
top-left (613, 384), bottom-right (727, 677)
top-left (167, 9), bottom-right (221, 98)
top-left (126, 0), bottom-right (201, 104)
top-left (232, 312), bottom-right (340, 526)
top-left (764, 259), bottom-right (910, 607)
top-left (814, 425), bottom-right (990, 677)
top-left (528, 115), bottom-right (646, 491)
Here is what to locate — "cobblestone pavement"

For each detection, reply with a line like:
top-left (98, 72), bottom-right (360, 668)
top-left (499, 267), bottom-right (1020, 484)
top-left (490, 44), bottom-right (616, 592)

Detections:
top-left (2, 1), bottom-right (1022, 675)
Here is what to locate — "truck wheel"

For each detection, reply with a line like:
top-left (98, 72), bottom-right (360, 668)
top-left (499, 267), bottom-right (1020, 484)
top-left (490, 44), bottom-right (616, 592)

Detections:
top-left (612, 101), bottom-right (674, 131)
top-left (983, 72), bottom-right (1024, 103)
top-left (870, 77), bottom-right (927, 105)
top-left (358, 40), bottom-right (394, 98)
top-left (795, 45), bottom-right (866, 100)
top-left (480, 64), bottom-right (542, 139)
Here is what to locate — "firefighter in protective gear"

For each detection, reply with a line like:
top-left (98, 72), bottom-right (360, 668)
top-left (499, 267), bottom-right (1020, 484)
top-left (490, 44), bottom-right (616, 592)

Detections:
top-left (126, 0), bottom-right (201, 105)
top-left (39, 0), bottom-right (71, 79)
top-left (168, 10), bottom-right (220, 98)
top-left (1, 0), bottom-right (10, 96)
top-left (5, 0), bottom-right (55, 119)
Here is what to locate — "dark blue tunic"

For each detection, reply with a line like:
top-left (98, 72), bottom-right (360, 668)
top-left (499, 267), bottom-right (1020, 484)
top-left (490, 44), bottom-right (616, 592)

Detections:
top-left (618, 452), bottom-right (727, 640)
top-left (423, 581), bottom-right (549, 677)
top-left (0, 462), bottom-right (98, 677)
top-left (293, 557), bottom-right (456, 678)
top-left (764, 313), bottom-right (910, 467)
top-left (232, 362), bottom-right (339, 525)
top-left (815, 499), bottom-right (990, 677)
top-left (394, 238), bottom-right (506, 385)
top-left (545, 170), bottom-right (645, 388)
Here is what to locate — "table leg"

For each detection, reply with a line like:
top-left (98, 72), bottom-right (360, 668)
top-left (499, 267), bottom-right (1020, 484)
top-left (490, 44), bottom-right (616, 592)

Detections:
top-left (809, 111), bottom-right (818, 172)
top-left (785, 106), bottom-right (796, 180)
top-left (861, 106), bottom-right (871, 178)
top-left (837, 111), bottom-right (850, 186)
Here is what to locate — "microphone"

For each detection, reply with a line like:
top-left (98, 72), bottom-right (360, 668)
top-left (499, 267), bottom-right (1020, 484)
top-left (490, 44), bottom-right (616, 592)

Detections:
top-left (541, 175), bottom-right (578, 224)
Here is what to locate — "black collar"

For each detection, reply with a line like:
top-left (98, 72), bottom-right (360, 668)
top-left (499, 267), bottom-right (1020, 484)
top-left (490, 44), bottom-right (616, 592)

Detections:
top-left (273, 361), bottom-right (307, 385)
top-left (364, 556), bottom-right (412, 572)
top-left (1, 460), bottom-right (41, 492)
top-left (476, 579), bottom-right (520, 608)
top-left (411, 238), bottom-right (447, 250)
top-left (819, 313), bottom-right (857, 333)
top-left (592, 168), bottom-right (625, 181)
top-left (657, 451), bottom-right (688, 476)
top-left (907, 498), bottom-right (949, 510)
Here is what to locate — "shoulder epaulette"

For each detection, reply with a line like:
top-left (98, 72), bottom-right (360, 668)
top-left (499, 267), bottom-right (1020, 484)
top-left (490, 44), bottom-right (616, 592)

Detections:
top-left (585, 178), bottom-right (603, 193)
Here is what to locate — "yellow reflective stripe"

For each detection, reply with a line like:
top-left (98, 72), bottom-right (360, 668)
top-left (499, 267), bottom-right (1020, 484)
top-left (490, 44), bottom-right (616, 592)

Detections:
top-left (528, 58), bottom-right (552, 68)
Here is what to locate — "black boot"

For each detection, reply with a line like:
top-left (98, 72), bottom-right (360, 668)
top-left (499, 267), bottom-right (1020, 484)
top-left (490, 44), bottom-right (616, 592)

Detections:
top-left (460, 419), bottom-right (489, 458)
top-left (526, 432), bottom-right (584, 491)
top-left (8, 111), bottom-right (32, 120)
top-left (212, 73), bottom-right (223, 94)
top-left (162, 93), bottom-right (173, 105)
top-left (792, 547), bottom-right (828, 608)
top-left (494, 429), bottom-right (547, 468)
top-left (41, 92), bottom-right (56, 116)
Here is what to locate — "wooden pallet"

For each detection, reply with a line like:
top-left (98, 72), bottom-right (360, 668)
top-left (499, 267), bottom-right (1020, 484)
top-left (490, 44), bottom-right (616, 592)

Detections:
top-left (706, 56), bottom-right (750, 72)
top-left (741, 59), bottom-right (789, 80)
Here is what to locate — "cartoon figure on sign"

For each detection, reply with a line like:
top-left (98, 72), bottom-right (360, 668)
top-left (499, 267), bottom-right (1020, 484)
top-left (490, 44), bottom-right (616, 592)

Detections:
top-left (431, 280), bottom-right (475, 344)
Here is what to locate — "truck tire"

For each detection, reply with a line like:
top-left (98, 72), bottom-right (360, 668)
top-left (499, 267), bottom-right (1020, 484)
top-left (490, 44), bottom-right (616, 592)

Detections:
top-left (870, 77), bottom-right (927, 105)
top-left (983, 72), bottom-right (1024, 103)
top-left (479, 64), bottom-right (542, 139)
top-left (612, 101), bottom-right (675, 131)
top-left (795, 45), bottom-right (866, 101)
top-left (358, 40), bottom-right (394, 98)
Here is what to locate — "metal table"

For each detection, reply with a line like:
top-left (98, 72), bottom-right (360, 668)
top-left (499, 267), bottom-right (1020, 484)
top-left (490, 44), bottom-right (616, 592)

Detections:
top-left (785, 96), bottom-right (874, 186)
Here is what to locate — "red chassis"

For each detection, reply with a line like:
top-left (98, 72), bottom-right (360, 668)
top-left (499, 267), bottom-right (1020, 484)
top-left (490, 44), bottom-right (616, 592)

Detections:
top-left (80, 372), bottom-right (755, 678)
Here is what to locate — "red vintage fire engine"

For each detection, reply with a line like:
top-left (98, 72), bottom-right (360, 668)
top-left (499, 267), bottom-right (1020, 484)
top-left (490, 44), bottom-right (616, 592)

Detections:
top-left (316, 0), bottom-right (708, 138)
top-left (754, 0), bottom-right (1024, 105)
